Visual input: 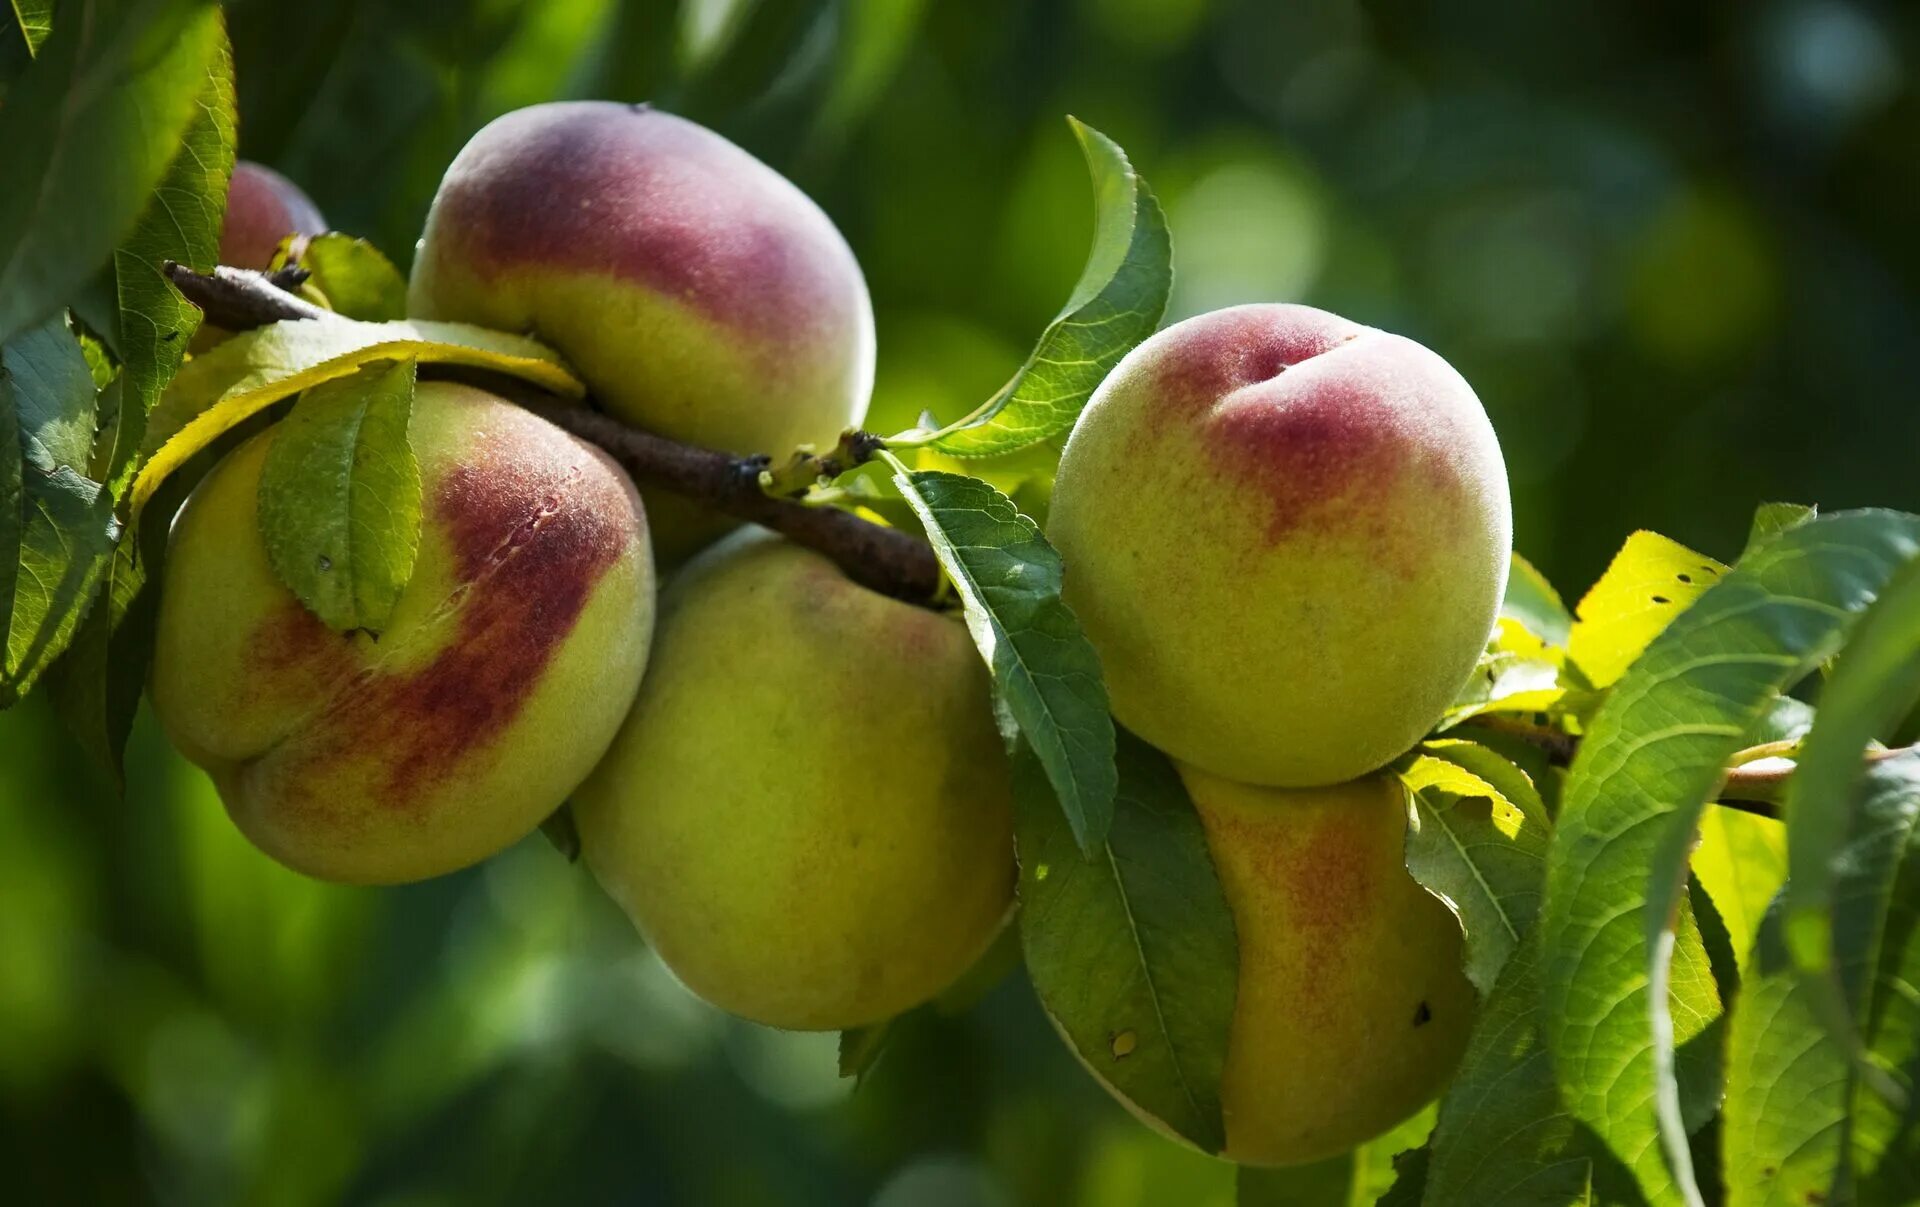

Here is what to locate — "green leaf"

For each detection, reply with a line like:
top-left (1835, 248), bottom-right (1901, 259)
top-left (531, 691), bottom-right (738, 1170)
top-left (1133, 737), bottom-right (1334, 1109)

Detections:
top-left (1544, 510), bottom-right (1920, 1206)
top-left (256, 359), bottom-right (421, 635)
top-left (1014, 731), bottom-right (1235, 1153)
top-left (1722, 753), bottom-right (1920, 1207)
top-left (886, 462), bottom-right (1116, 853)
top-left (0, 317), bottom-right (119, 706)
top-left (131, 314), bottom-right (581, 516)
top-left (1567, 530), bottom-right (1726, 689)
top-left (11, 0), bottom-right (52, 55)
top-left (1744, 501), bottom-right (1817, 557)
top-left (290, 233), bottom-right (408, 322)
top-left (0, 0), bottom-right (224, 346)
top-left (42, 536), bottom-right (150, 786)
top-left (837, 1018), bottom-right (892, 1085)
top-left (1397, 740), bottom-right (1552, 995)
top-left (918, 120), bottom-right (1171, 457)
top-left (1507, 551), bottom-right (1573, 646)
top-left (1784, 555), bottom-right (1920, 979)
top-left (1854, 806), bottom-right (1920, 1201)
top-left (1689, 807), bottom-right (1786, 977)
top-left (104, 26), bottom-right (234, 492)
top-left (1443, 616), bottom-right (1568, 726)
top-left (1425, 934), bottom-right (1646, 1207)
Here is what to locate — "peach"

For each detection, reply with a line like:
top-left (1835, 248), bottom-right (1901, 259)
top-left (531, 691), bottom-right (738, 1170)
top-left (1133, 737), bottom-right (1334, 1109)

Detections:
top-left (149, 381), bottom-right (655, 884)
top-left (407, 102), bottom-right (876, 561)
top-left (572, 530), bottom-right (1014, 1030)
top-left (220, 161), bottom-right (327, 269)
top-left (1071, 768), bottom-right (1474, 1165)
top-left (1047, 303), bottom-right (1511, 787)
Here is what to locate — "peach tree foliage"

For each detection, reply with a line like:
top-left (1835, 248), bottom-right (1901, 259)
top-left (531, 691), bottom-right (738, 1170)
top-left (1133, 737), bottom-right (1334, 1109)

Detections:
top-left (4, 4), bottom-right (1920, 1204)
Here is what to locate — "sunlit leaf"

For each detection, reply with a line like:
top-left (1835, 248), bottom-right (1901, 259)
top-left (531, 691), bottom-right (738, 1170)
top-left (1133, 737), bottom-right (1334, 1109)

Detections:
top-left (920, 120), bottom-right (1170, 458)
top-left (1506, 550), bottom-right (1572, 646)
top-left (1544, 510), bottom-right (1920, 1206)
top-left (1690, 807), bottom-right (1786, 976)
top-left (289, 233), bottom-right (407, 322)
top-left (1744, 501), bottom-right (1816, 557)
top-left (1722, 753), bottom-right (1920, 1207)
top-left (887, 462), bottom-right (1115, 852)
top-left (1443, 617), bottom-right (1568, 726)
top-left (1567, 530), bottom-right (1724, 689)
top-left (1014, 732), bottom-right (1234, 1152)
top-left (1397, 740), bottom-right (1551, 995)
top-left (130, 314), bottom-right (581, 516)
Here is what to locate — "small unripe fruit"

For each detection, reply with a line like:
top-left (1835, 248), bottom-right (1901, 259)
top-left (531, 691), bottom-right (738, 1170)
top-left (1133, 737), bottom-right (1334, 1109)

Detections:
top-left (1048, 303), bottom-right (1511, 787)
top-left (151, 382), bottom-right (655, 884)
top-left (573, 530), bottom-right (1014, 1030)
top-left (220, 161), bottom-right (327, 269)
top-left (408, 102), bottom-right (876, 562)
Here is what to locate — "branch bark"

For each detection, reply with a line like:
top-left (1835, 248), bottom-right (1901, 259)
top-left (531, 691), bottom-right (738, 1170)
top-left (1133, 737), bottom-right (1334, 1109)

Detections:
top-left (161, 262), bottom-right (940, 602)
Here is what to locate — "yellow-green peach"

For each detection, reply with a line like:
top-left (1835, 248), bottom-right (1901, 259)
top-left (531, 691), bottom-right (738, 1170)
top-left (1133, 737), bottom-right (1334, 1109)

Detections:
top-left (1048, 303), bottom-right (1511, 787)
top-left (573, 530), bottom-right (1014, 1030)
top-left (408, 102), bottom-right (875, 561)
top-left (150, 381), bottom-right (655, 885)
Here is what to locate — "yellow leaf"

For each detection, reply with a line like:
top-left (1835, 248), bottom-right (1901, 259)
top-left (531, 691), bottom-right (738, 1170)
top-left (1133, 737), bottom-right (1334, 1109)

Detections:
top-left (1567, 530), bottom-right (1726, 688)
top-left (1692, 806), bottom-right (1787, 974)
top-left (131, 317), bottom-right (582, 515)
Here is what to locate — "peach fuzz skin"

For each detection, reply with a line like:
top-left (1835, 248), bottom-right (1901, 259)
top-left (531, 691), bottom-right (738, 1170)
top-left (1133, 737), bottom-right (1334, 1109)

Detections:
top-left (150, 382), bottom-right (655, 885)
top-left (572, 530), bottom-right (1015, 1031)
top-left (220, 161), bottom-right (328, 270)
top-left (408, 102), bottom-right (875, 563)
top-left (1046, 303), bottom-right (1511, 788)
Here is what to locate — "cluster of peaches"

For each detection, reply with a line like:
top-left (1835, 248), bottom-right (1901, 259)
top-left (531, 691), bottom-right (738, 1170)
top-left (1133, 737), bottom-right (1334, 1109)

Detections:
top-left (161, 101), bottom-right (1510, 1165)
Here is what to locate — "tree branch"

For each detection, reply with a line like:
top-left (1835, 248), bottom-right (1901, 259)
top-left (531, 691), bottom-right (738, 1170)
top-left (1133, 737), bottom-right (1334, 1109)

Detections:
top-left (162, 262), bottom-right (940, 601)
top-left (1461, 711), bottom-right (1914, 823)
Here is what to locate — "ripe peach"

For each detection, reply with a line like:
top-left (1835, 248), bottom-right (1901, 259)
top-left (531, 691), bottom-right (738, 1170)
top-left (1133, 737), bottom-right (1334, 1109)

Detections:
top-left (220, 161), bottom-right (327, 269)
top-left (1047, 303), bottom-right (1511, 787)
top-left (408, 102), bottom-right (875, 561)
top-left (150, 381), bottom-right (655, 884)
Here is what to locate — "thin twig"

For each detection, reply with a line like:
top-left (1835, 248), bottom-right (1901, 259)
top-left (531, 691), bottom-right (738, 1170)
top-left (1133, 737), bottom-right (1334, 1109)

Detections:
top-left (1463, 710), bottom-right (1914, 822)
top-left (162, 262), bottom-right (939, 601)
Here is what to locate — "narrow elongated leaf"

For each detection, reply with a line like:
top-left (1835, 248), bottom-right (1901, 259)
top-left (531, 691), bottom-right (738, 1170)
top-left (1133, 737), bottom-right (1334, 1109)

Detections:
top-left (290, 233), bottom-right (407, 322)
top-left (920, 121), bottom-right (1170, 457)
top-left (1854, 822), bottom-right (1920, 1201)
top-left (105, 27), bottom-right (234, 489)
top-left (131, 315), bottom-right (581, 516)
top-left (1397, 740), bottom-right (1552, 995)
top-left (1567, 530), bottom-right (1724, 689)
top-left (1425, 935), bottom-right (1645, 1207)
top-left (0, 0), bottom-right (224, 345)
top-left (837, 1020), bottom-right (892, 1086)
top-left (1544, 510), bottom-right (1920, 1206)
top-left (888, 463), bottom-right (1116, 852)
top-left (1507, 550), bottom-right (1573, 645)
top-left (1722, 753), bottom-right (1920, 1207)
top-left (256, 359), bottom-right (420, 634)
top-left (1784, 556), bottom-right (1920, 977)
top-left (1015, 731), bottom-right (1235, 1152)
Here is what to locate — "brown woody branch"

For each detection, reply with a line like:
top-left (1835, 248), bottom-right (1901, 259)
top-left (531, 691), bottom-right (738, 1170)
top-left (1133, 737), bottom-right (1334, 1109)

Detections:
top-left (161, 261), bottom-right (940, 602)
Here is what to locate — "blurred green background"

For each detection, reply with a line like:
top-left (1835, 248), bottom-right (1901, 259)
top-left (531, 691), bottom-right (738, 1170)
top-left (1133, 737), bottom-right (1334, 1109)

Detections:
top-left (4, 0), bottom-right (1918, 1202)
